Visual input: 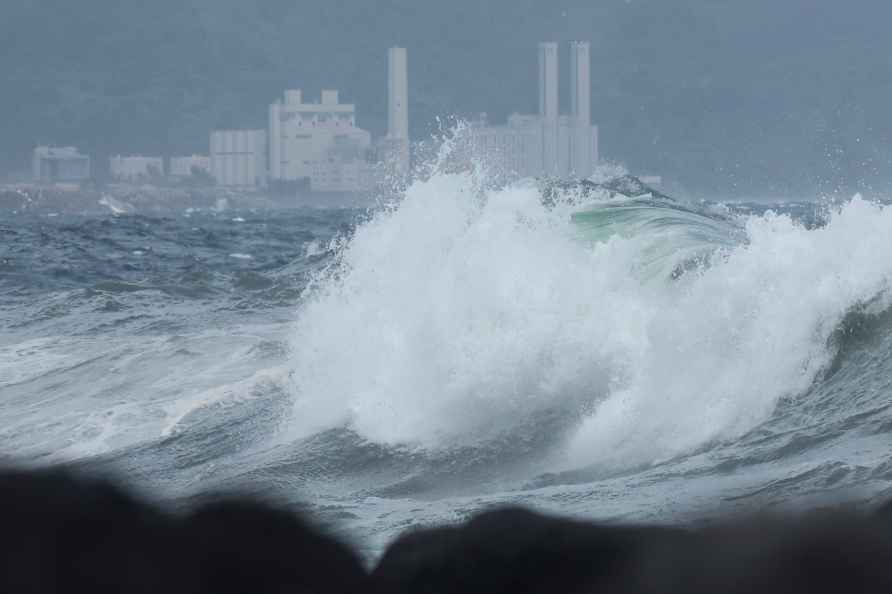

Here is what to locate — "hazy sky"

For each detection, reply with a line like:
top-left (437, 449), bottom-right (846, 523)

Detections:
top-left (3, 0), bottom-right (892, 195)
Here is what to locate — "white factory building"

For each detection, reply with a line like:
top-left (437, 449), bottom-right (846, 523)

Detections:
top-left (209, 47), bottom-right (409, 191)
top-left (109, 155), bottom-right (165, 182)
top-left (268, 89), bottom-right (373, 192)
top-left (460, 41), bottom-right (599, 181)
top-left (209, 129), bottom-right (267, 187)
top-left (33, 146), bottom-right (91, 183)
top-left (169, 155), bottom-right (211, 178)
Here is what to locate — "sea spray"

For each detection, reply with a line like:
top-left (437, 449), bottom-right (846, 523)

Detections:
top-left (565, 196), bottom-right (892, 469)
top-left (285, 165), bottom-right (892, 473)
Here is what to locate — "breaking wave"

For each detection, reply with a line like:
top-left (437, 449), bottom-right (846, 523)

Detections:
top-left (284, 169), bottom-right (892, 476)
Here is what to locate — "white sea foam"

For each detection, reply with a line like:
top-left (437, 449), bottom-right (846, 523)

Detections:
top-left (283, 168), bottom-right (892, 471)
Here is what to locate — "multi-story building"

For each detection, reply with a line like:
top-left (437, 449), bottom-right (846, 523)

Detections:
top-left (206, 47), bottom-right (409, 192)
top-left (169, 155), bottom-right (211, 178)
top-left (209, 130), bottom-right (267, 187)
top-left (266, 47), bottom-right (408, 192)
top-left (268, 89), bottom-right (373, 192)
top-left (109, 155), bottom-right (164, 182)
top-left (32, 146), bottom-right (91, 183)
top-left (458, 114), bottom-right (543, 182)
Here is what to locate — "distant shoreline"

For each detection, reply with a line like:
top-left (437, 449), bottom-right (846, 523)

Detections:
top-left (0, 184), bottom-right (385, 215)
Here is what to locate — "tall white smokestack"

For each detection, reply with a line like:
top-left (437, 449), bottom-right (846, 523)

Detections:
top-left (387, 47), bottom-right (409, 174)
top-left (538, 42), bottom-right (559, 175)
top-left (268, 100), bottom-right (282, 181)
top-left (570, 41), bottom-right (592, 177)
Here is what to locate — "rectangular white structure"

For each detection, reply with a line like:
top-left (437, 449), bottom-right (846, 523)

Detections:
top-left (33, 146), bottom-right (91, 183)
top-left (267, 89), bottom-right (372, 190)
top-left (456, 114), bottom-right (543, 184)
top-left (311, 158), bottom-right (375, 193)
top-left (387, 47), bottom-right (410, 175)
top-left (109, 155), bottom-right (164, 182)
top-left (210, 130), bottom-right (267, 187)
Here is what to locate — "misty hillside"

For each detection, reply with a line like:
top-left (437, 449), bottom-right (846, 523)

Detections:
top-left (3, 0), bottom-right (892, 195)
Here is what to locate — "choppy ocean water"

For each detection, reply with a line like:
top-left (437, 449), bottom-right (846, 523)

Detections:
top-left (2, 173), bottom-right (892, 558)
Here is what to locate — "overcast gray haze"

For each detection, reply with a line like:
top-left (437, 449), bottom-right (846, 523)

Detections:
top-left (3, 0), bottom-right (892, 196)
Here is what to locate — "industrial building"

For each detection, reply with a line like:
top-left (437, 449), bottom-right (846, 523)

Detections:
top-left (460, 41), bottom-right (599, 181)
top-left (109, 155), bottom-right (164, 182)
top-left (209, 47), bottom-right (408, 192)
top-left (32, 146), bottom-right (91, 183)
top-left (169, 155), bottom-right (210, 178)
top-left (209, 130), bottom-right (267, 187)
top-left (268, 89), bottom-right (373, 192)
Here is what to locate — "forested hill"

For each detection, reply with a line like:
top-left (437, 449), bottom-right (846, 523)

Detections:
top-left (3, 0), bottom-right (892, 196)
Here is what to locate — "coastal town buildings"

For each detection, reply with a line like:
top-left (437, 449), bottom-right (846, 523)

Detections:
top-left (109, 155), bottom-right (164, 182)
top-left (32, 146), bottom-right (91, 183)
top-left (169, 155), bottom-right (211, 178)
top-left (210, 47), bottom-right (408, 191)
top-left (31, 43), bottom-right (605, 193)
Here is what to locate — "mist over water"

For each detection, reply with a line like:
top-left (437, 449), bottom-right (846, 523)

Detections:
top-left (3, 160), bottom-right (892, 554)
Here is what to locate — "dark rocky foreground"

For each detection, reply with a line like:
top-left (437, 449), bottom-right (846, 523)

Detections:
top-left (1, 465), bottom-right (890, 594)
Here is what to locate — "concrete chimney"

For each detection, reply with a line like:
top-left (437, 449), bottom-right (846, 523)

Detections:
top-left (538, 42), bottom-right (559, 175)
top-left (570, 41), bottom-right (592, 177)
top-left (387, 47), bottom-right (410, 174)
top-left (268, 100), bottom-right (282, 180)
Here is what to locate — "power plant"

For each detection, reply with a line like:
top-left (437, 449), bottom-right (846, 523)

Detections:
top-left (31, 43), bottom-right (601, 192)
top-left (460, 41), bottom-right (599, 181)
top-left (206, 41), bottom-right (598, 192)
top-left (209, 47), bottom-right (409, 191)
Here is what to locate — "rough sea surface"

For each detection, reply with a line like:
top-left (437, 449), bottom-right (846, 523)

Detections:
top-left (2, 172), bottom-right (892, 558)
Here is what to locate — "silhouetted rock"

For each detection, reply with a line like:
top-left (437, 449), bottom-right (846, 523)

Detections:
top-left (184, 500), bottom-right (366, 594)
top-left (373, 507), bottom-right (687, 594)
top-left (0, 467), bottom-right (188, 594)
top-left (373, 506), bottom-right (892, 594)
top-left (0, 466), bottom-right (366, 594)
top-left (2, 464), bottom-right (892, 594)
